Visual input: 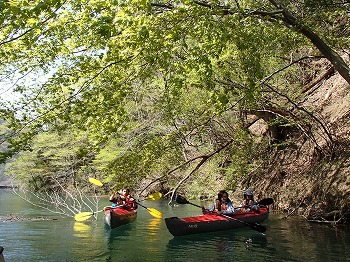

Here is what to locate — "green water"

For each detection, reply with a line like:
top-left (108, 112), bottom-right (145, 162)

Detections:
top-left (0, 190), bottom-right (349, 261)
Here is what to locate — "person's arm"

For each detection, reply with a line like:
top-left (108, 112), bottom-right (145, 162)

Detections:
top-left (208, 203), bottom-right (216, 212)
top-left (109, 193), bottom-right (115, 202)
top-left (201, 203), bottom-right (215, 214)
top-left (239, 200), bottom-right (247, 212)
top-left (110, 192), bottom-right (121, 202)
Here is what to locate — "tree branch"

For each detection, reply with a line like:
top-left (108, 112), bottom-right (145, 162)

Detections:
top-left (164, 139), bottom-right (233, 204)
top-left (267, 0), bottom-right (350, 85)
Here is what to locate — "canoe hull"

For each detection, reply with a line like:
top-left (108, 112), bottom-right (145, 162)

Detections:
top-left (104, 207), bottom-right (137, 229)
top-left (165, 207), bottom-right (269, 236)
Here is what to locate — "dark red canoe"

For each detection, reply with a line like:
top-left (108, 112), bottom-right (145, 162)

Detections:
top-left (104, 206), bottom-right (137, 229)
top-left (165, 207), bottom-right (269, 236)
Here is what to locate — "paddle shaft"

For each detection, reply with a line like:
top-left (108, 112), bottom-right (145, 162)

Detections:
top-left (221, 213), bottom-right (266, 233)
top-left (187, 202), bottom-right (201, 208)
top-left (184, 199), bottom-right (267, 233)
top-left (135, 201), bottom-right (149, 210)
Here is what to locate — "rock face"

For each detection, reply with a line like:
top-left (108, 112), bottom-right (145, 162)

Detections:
top-left (248, 59), bottom-right (350, 224)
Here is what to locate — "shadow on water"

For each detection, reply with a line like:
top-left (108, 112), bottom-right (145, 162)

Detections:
top-left (266, 215), bottom-right (350, 262)
top-left (103, 223), bottom-right (134, 244)
top-left (165, 228), bottom-right (269, 262)
top-left (101, 217), bottom-right (164, 262)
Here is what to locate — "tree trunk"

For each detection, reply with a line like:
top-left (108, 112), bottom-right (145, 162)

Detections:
top-left (269, 0), bottom-right (350, 85)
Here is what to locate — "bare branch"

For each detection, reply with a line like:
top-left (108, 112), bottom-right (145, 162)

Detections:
top-left (164, 139), bottom-right (233, 204)
top-left (11, 178), bottom-right (101, 220)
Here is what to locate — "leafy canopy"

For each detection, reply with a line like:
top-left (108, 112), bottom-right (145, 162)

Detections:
top-left (1, 0), bottom-right (349, 190)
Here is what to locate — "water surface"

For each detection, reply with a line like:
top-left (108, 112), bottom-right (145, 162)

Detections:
top-left (0, 190), bottom-right (349, 261)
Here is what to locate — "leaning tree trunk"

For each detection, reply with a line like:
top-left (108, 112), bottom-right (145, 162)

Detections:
top-left (269, 0), bottom-right (350, 85)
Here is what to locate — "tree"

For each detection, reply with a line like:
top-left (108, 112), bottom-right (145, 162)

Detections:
top-left (0, 0), bottom-right (348, 191)
top-left (5, 127), bottom-right (96, 189)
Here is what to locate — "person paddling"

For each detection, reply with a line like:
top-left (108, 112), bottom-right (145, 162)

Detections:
top-left (239, 188), bottom-right (260, 213)
top-left (202, 190), bottom-right (235, 215)
top-left (109, 188), bottom-right (138, 210)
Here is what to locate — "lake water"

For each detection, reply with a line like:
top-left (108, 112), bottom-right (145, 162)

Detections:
top-left (0, 189), bottom-right (350, 261)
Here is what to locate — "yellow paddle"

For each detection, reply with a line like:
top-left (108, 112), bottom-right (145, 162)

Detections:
top-left (135, 202), bottom-right (163, 219)
top-left (88, 177), bottom-right (103, 187)
top-left (144, 192), bottom-right (162, 201)
top-left (74, 210), bottom-right (103, 221)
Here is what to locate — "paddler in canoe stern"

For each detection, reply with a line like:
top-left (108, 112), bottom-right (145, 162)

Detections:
top-left (239, 188), bottom-right (260, 213)
top-left (108, 188), bottom-right (138, 210)
top-left (201, 190), bottom-right (236, 215)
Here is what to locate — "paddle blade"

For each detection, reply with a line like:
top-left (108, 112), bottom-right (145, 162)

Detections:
top-left (74, 212), bottom-right (94, 221)
top-left (258, 198), bottom-right (274, 206)
top-left (144, 192), bottom-right (162, 201)
top-left (146, 208), bottom-right (163, 219)
top-left (89, 178), bottom-right (103, 187)
top-left (175, 195), bottom-right (189, 205)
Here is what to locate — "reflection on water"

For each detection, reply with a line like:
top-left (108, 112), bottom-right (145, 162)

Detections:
top-left (1, 190), bottom-right (350, 261)
top-left (146, 218), bottom-right (162, 253)
top-left (147, 218), bottom-right (162, 233)
top-left (104, 222), bottom-right (134, 244)
top-left (165, 229), bottom-right (270, 262)
top-left (147, 218), bottom-right (162, 238)
top-left (73, 222), bottom-right (92, 237)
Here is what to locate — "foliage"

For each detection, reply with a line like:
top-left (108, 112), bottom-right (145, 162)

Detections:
top-left (5, 128), bottom-right (96, 190)
top-left (0, 0), bottom-right (349, 192)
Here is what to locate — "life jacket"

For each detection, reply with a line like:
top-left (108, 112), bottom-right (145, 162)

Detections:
top-left (124, 195), bottom-right (137, 209)
top-left (241, 199), bottom-right (260, 213)
top-left (215, 200), bottom-right (228, 211)
top-left (243, 199), bottom-right (254, 206)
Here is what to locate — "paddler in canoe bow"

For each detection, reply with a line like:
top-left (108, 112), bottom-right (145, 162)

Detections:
top-left (201, 190), bottom-right (236, 215)
top-left (107, 188), bottom-right (138, 210)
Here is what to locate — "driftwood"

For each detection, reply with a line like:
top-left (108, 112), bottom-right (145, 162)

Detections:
top-left (304, 209), bottom-right (342, 224)
top-left (307, 217), bottom-right (342, 224)
top-left (0, 214), bottom-right (58, 222)
top-left (282, 197), bottom-right (306, 219)
top-left (11, 177), bottom-right (102, 220)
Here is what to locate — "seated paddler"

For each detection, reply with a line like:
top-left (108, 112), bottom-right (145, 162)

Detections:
top-left (201, 190), bottom-right (236, 215)
top-left (120, 188), bottom-right (138, 210)
top-left (239, 188), bottom-right (260, 213)
top-left (105, 188), bottom-right (138, 211)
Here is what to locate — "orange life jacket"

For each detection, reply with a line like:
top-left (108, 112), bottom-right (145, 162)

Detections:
top-left (215, 200), bottom-right (228, 211)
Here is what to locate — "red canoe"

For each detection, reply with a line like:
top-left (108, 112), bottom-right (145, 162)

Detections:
top-left (165, 207), bottom-right (269, 236)
top-left (104, 206), bottom-right (137, 229)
